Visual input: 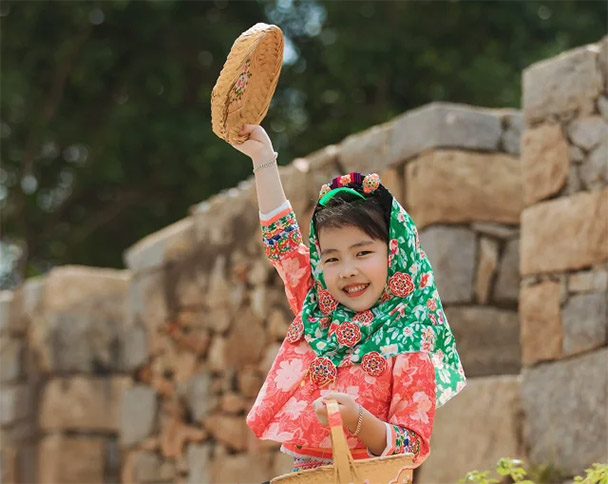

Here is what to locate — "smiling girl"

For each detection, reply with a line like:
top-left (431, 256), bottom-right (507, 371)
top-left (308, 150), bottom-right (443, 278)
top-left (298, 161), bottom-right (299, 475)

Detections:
top-left (231, 124), bottom-right (466, 474)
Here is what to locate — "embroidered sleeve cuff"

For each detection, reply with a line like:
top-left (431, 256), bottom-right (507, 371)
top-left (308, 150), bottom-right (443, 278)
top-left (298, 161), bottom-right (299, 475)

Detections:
top-left (260, 206), bottom-right (303, 261)
top-left (369, 423), bottom-right (421, 457)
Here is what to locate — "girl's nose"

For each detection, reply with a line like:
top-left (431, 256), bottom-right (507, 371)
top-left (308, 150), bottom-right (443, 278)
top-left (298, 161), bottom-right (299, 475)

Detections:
top-left (339, 264), bottom-right (358, 279)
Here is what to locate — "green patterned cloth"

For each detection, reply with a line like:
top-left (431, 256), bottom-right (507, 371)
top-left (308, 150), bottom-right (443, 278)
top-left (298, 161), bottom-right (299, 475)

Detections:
top-left (301, 187), bottom-right (466, 407)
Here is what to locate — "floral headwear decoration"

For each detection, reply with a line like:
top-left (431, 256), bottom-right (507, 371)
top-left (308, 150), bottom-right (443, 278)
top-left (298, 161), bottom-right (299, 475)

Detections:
top-left (287, 171), bottom-right (466, 408)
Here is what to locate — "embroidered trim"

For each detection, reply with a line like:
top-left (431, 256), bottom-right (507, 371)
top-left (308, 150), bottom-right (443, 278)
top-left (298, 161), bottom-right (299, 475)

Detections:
top-left (261, 211), bottom-right (302, 261)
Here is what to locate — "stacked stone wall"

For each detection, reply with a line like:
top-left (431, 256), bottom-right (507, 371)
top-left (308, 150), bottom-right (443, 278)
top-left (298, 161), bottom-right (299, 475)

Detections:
top-left (518, 37), bottom-right (608, 478)
top-left (0, 267), bottom-right (131, 483)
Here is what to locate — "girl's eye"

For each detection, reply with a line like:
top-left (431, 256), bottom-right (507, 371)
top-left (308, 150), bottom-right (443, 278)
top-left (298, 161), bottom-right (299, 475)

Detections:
top-left (357, 251), bottom-right (372, 257)
top-left (324, 257), bottom-right (338, 263)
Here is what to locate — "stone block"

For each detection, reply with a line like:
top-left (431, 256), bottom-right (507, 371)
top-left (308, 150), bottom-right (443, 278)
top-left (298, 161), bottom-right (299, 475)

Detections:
top-left (405, 150), bottom-right (522, 228)
top-left (128, 269), bottom-right (168, 331)
top-left (494, 238), bottom-right (521, 304)
top-left (501, 110), bottom-right (524, 155)
top-left (187, 443), bottom-right (212, 484)
top-left (580, 138), bottom-right (608, 189)
top-left (519, 282), bottom-right (562, 366)
top-left (124, 216), bottom-right (194, 273)
top-left (0, 446), bottom-right (17, 484)
top-left (339, 122), bottom-right (392, 174)
top-left (279, 162), bottom-right (315, 220)
top-left (120, 385), bottom-right (159, 447)
top-left (268, 309), bottom-right (290, 341)
top-left (238, 367), bottom-right (264, 398)
top-left (520, 189), bottom-right (608, 275)
top-left (599, 96), bottom-right (608, 118)
top-left (445, 306), bottom-right (520, 377)
top-left (0, 337), bottom-right (23, 383)
top-left (562, 293), bottom-right (606, 356)
top-left (417, 375), bottom-right (525, 484)
top-left (521, 123), bottom-right (570, 205)
top-left (31, 309), bottom-right (124, 374)
top-left (569, 144), bottom-right (585, 163)
top-left (207, 335), bottom-right (228, 372)
top-left (475, 237), bottom-right (499, 304)
top-left (523, 44), bottom-right (603, 123)
top-left (568, 116), bottom-right (608, 151)
top-left (210, 450), bottom-right (273, 484)
top-left (40, 376), bottom-right (131, 432)
top-left (0, 291), bottom-right (15, 335)
top-left (1, 278), bottom-right (45, 337)
top-left (390, 103), bottom-right (502, 163)
top-left (122, 322), bottom-right (149, 371)
top-left (0, 384), bottom-right (32, 426)
top-left (419, 226), bottom-right (477, 304)
top-left (378, 166), bottom-right (404, 203)
top-left (204, 414), bottom-right (250, 452)
top-left (521, 349), bottom-right (608, 477)
top-left (192, 183), bottom-right (259, 248)
top-left (43, 265), bottom-right (129, 314)
top-left (38, 434), bottom-right (105, 484)
top-left (178, 370), bottom-right (213, 423)
top-left (568, 269), bottom-right (608, 293)
top-left (226, 308), bottom-right (266, 368)
top-left (132, 451), bottom-right (162, 482)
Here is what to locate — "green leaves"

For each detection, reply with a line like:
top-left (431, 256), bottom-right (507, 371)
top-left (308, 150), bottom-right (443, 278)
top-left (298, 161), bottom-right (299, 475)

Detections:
top-left (460, 459), bottom-right (608, 484)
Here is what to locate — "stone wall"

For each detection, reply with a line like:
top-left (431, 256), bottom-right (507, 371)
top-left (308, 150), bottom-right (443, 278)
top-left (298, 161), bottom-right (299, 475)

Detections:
top-left (518, 38), bottom-right (608, 478)
top-left (0, 266), bottom-right (131, 483)
top-left (0, 37), bottom-right (605, 484)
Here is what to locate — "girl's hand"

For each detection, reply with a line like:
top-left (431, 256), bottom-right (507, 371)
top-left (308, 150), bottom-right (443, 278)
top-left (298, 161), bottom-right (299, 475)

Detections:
top-left (313, 392), bottom-right (360, 433)
top-left (230, 124), bottom-right (275, 164)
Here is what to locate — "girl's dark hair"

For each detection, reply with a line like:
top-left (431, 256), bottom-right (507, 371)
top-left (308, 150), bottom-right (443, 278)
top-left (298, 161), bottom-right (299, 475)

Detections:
top-left (313, 189), bottom-right (390, 243)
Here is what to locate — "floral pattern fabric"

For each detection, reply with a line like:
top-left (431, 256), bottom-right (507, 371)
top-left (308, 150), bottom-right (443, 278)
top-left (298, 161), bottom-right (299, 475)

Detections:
top-left (248, 204), bottom-right (438, 468)
top-left (301, 192), bottom-right (466, 407)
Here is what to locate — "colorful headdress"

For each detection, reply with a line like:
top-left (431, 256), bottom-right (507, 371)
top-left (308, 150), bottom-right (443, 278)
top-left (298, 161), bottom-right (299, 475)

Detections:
top-left (290, 172), bottom-right (466, 408)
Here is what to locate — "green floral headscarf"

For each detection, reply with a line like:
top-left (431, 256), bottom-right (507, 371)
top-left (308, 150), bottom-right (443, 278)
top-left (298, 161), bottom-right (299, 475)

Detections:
top-left (287, 173), bottom-right (466, 408)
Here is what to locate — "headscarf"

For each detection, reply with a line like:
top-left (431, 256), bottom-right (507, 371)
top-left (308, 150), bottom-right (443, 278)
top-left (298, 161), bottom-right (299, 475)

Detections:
top-left (286, 172), bottom-right (466, 407)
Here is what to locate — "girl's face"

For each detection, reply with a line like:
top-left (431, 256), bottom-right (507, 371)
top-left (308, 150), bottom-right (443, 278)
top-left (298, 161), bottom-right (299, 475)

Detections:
top-left (318, 225), bottom-right (388, 313)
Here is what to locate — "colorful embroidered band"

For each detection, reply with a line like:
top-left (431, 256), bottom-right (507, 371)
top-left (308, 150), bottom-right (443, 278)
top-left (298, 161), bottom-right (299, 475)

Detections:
top-left (318, 172), bottom-right (381, 200)
top-left (319, 187), bottom-right (365, 206)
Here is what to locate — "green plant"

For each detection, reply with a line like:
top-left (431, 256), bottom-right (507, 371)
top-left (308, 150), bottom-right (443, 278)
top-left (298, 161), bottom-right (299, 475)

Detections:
top-left (574, 463), bottom-right (608, 484)
top-left (460, 459), bottom-right (608, 484)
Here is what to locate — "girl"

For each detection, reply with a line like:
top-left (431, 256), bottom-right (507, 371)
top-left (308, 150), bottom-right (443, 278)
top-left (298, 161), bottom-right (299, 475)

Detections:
top-left (231, 124), bottom-right (466, 473)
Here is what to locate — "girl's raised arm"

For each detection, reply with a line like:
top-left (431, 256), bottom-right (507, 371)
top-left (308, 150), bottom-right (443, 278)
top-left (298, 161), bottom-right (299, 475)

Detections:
top-left (231, 124), bottom-right (286, 214)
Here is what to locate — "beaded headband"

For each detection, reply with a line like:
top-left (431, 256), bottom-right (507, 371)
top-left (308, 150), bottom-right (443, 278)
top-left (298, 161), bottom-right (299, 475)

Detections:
top-left (318, 172), bottom-right (381, 201)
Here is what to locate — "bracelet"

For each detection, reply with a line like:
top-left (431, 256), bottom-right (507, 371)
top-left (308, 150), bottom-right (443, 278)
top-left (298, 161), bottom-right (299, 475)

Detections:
top-left (253, 152), bottom-right (278, 174)
top-left (351, 404), bottom-right (364, 436)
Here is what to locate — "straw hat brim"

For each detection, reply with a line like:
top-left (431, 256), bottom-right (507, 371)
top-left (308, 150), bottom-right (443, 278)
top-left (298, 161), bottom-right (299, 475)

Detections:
top-left (211, 23), bottom-right (284, 145)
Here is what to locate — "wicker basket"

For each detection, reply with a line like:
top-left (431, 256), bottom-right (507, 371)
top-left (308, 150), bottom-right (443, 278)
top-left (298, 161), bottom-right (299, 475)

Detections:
top-left (271, 400), bottom-right (414, 484)
top-left (211, 23), bottom-right (283, 144)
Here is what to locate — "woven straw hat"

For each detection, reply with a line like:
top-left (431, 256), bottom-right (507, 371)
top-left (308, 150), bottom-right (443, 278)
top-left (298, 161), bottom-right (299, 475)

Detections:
top-left (211, 23), bottom-right (284, 144)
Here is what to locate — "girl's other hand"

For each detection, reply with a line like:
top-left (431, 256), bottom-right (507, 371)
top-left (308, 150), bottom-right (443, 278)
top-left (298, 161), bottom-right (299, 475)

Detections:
top-left (230, 124), bottom-right (275, 164)
top-left (313, 392), bottom-right (359, 433)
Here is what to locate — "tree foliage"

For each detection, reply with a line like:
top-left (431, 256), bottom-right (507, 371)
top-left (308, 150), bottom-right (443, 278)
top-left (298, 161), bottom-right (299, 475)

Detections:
top-left (1, 0), bottom-right (606, 287)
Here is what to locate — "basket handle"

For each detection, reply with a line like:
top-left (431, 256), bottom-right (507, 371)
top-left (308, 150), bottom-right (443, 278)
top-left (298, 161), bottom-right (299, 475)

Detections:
top-left (325, 399), bottom-right (363, 484)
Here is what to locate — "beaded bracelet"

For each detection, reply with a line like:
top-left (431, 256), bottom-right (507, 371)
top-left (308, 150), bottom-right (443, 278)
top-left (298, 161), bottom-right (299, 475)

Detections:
top-left (352, 404), bottom-right (364, 436)
top-left (252, 151), bottom-right (278, 174)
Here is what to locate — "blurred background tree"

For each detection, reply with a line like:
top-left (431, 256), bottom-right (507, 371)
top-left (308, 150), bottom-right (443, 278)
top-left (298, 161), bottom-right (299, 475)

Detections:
top-left (1, 0), bottom-right (606, 288)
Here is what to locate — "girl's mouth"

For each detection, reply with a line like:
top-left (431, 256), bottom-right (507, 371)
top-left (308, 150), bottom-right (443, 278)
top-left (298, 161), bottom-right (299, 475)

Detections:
top-left (343, 283), bottom-right (369, 298)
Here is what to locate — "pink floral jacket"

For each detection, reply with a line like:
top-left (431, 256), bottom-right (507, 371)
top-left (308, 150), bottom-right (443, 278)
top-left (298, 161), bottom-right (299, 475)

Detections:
top-left (246, 204), bottom-right (436, 468)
